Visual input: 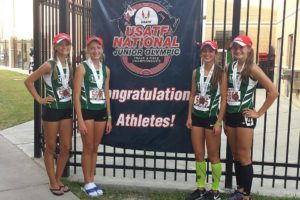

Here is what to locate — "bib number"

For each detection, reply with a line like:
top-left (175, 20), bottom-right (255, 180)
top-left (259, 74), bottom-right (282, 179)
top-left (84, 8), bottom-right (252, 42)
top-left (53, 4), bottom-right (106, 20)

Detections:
top-left (89, 87), bottom-right (105, 104)
top-left (227, 88), bottom-right (241, 106)
top-left (244, 116), bottom-right (254, 127)
top-left (193, 95), bottom-right (211, 112)
top-left (57, 86), bottom-right (72, 102)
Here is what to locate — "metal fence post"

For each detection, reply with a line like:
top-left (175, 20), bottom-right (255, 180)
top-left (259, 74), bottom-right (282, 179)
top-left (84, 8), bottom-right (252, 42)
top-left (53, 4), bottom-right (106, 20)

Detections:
top-left (59, 0), bottom-right (70, 177)
top-left (225, 0), bottom-right (241, 189)
top-left (33, 0), bottom-right (42, 158)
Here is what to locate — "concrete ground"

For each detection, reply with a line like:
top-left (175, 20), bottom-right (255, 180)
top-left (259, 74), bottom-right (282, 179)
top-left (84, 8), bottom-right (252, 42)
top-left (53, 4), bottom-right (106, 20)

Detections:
top-left (0, 126), bottom-right (79, 200)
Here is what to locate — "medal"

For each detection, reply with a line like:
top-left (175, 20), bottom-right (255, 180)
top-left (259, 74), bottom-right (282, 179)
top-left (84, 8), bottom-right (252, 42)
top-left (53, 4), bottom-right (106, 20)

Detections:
top-left (232, 92), bottom-right (239, 101)
top-left (199, 96), bottom-right (207, 104)
top-left (98, 90), bottom-right (103, 98)
top-left (86, 58), bottom-right (104, 90)
top-left (199, 64), bottom-right (214, 97)
top-left (232, 61), bottom-right (245, 92)
top-left (56, 58), bottom-right (69, 89)
top-left (62, 89), bottom-right (69, 96)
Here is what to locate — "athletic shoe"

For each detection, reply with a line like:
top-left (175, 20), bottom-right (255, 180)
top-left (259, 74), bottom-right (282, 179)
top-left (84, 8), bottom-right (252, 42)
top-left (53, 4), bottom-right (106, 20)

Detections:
top-left (186, 189), bottom-right (206, 200)
top-left (203, 190), bottom-right (221, 200)
top-left (81, 182), bottom-right (99, 197)
top-left (227, 190), bottom-right (244, 200)
top-left (93, 183), bottom-right (103, 195)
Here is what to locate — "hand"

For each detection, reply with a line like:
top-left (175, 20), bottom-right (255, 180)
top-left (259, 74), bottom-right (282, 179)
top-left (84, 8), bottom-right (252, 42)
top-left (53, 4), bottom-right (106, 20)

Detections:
top-left (186, 118), bottom-right (192, 129)
top-left (243, 108), bottom-right (260, 119)
top-left (223, 122), bottom-right (228, 136)
top-left (106, 119), bottom-right (112, 134)
top-left (213, 124), bottom-right (222, 136)
top-left (78, 121), bottom-right (88, 135)
top-left (39, 95), bottom-right (54, 105)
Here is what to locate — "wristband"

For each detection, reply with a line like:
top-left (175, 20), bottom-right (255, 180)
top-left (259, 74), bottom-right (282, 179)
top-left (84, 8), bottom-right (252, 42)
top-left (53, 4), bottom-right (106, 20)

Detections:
top-left (107, 115), bottom-right (112, 119)
top-left (215, 121), bottom-right (222, 127)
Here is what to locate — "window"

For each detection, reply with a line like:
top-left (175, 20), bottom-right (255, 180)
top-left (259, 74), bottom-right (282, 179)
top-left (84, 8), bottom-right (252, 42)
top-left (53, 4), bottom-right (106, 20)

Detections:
top-left (287, 34), bottom-right (294, 69)
top-left (276, 37), bottom-right (282, 65)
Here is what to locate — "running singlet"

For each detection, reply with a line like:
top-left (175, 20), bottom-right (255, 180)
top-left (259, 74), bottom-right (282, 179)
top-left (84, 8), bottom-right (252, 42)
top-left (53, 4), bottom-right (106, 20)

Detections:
top-left (43, 59), bottom-right (72, 109)
top-left (80, 60), bottom-right (107, 110)
top-left (192, 66), bottom-right (220, 118)
top-left (227, 61), bottom-right (258, 113)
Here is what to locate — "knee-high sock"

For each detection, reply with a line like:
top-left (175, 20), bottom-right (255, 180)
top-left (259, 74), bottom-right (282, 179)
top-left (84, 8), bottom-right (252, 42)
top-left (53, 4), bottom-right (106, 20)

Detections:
top-left (211, 162), bottom-right (222, 191)
top-left (196, 161), bottom-right (206, 188)
top-left (240, 163), bottom-right (253, 195)
top-left (234, 160), bottom-right (242, 188)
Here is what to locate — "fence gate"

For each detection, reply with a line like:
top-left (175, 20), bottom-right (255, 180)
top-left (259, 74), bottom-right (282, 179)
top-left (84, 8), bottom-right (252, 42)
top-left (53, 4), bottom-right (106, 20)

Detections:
top-left (33, 0), bottom-right (300, 192)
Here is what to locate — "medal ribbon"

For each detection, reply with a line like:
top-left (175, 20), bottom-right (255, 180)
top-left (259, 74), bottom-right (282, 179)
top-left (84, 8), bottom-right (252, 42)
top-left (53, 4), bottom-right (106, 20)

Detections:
top-left (232, 62), bottom-right (245, 92)
top-left (56, 58), bottom-right (69, 89)
top-left (87, 58), bottom-right (103, 89)
top-left (199, 64), bottom-right (214, 96)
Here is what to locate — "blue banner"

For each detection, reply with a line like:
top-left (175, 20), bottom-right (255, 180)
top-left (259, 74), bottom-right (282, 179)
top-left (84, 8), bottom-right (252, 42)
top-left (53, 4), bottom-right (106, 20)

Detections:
top-left (92, 0), bottom-right (202, 152)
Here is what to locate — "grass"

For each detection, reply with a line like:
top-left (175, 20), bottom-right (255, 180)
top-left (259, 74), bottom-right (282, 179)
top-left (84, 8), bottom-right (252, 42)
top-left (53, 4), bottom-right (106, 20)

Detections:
top-left (0, 70), bottom-right (33, 130)
top-left (62, 179), bottom-right (300, 200)
top-left (1, 69), bottom-right (299, 200)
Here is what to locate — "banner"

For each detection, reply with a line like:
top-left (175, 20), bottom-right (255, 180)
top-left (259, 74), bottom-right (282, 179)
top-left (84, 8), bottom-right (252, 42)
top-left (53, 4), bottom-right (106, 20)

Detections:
top-left (92, 0), bottom-right (202, 152)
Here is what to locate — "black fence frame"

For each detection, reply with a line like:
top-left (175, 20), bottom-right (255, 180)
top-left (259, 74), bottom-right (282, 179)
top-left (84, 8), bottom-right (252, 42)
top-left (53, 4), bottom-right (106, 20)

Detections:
top-left (33, 0), bottom-right (300, 190)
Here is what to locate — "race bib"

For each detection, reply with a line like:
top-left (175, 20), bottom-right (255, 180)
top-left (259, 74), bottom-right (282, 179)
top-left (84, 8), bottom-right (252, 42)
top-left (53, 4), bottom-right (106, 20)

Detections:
top-left (227, 88), bottom-right (241, 106)
top-left (244, 116), bottom-right (254, 127)
top-left (193, 95), bottom-right (211, 111)
top-left (89, 87), bottom-right (106, 104)
top-left (57, 86), bottom-right (72, 102)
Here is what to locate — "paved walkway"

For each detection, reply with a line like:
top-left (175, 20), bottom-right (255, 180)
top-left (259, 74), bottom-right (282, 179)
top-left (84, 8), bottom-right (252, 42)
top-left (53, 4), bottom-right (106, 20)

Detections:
top-left (0, 123), bottom-right (79, 200)
top-left (0, 66), bottom-right (79, 200)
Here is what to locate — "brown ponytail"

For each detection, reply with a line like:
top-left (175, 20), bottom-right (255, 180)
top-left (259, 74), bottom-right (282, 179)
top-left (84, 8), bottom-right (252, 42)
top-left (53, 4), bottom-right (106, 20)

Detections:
top-left (53, 50), bottom-right (59, 80)
top-left (211, 64), bottom-right (223, 88)
top-left (241, 48), bottom-right (254, 81)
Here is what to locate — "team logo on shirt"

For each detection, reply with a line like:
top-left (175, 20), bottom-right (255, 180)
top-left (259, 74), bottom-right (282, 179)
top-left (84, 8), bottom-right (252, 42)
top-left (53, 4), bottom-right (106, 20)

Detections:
top-left (113, 1), bottom-right (180, 77)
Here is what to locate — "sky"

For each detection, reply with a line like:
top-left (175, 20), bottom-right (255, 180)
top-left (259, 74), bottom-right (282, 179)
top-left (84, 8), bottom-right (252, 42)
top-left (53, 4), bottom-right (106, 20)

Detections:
top-left (0, 0), bottom-right (33, 39)
top-left (0, 0), bottom-right (284, 40)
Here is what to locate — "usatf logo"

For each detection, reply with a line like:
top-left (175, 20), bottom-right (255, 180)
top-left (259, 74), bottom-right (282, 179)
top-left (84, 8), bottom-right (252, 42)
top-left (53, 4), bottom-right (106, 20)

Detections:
top-left (113, 1), bottom-right (180, 77)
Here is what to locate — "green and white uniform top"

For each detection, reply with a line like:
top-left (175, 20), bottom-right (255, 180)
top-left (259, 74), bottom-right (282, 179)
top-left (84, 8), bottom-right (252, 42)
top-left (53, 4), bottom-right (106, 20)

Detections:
top-left (192, 65), bottom-right (220, 118)
top-left (80, 59), bottom-right (107, 110)
top-left (227, 61), bottom-right (258, 113)
top-left (43, 58), bottom-right (72, 109)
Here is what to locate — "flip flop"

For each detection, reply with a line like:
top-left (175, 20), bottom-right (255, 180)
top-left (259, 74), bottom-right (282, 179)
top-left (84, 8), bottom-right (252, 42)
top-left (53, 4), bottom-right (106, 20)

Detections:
top-left (60, 185), bottom-right (70, 193)
top-left (50, 188), bottom-right (64, 196)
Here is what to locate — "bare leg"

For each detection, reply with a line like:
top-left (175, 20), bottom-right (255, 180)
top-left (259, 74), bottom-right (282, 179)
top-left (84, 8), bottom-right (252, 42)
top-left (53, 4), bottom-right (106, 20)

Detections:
top-left (90, 121), bottom-right (106, 182)
top-left (43, 121), bottom-right (60, 190)
top-left (56, 118), bottom-right (72, 186)
top-left (205, 128), bottom-right (220, 164)
top-left (81, 120), bottom-right (95, 184)
top-left (191, 126), bottom-right (205, 161)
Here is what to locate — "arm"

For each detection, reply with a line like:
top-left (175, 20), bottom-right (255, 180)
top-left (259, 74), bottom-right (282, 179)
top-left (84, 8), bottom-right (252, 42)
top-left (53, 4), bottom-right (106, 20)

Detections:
top-left (105, 66), bottom-right (112, 134)
top-left (73, 64), bottom-right (87, 135)
top-left (243, 64), bottom-right (279, 118)
top-left (186, 70), bottom-right (196, 129)
top-left (213, 69), bottom-right (227, 135)
top-left (24, 62), bottom-right (54, 104)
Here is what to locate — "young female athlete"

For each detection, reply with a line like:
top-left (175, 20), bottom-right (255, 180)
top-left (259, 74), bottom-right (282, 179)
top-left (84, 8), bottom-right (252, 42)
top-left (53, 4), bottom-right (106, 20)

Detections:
top-left (74, 35), bottom-right (112, 197)
top-left (24, 33), bottom-right (73, 196)
top-left (225, 35), bottom-right (278, 200)
top-left (186, 40), bottom-right (227, 200)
